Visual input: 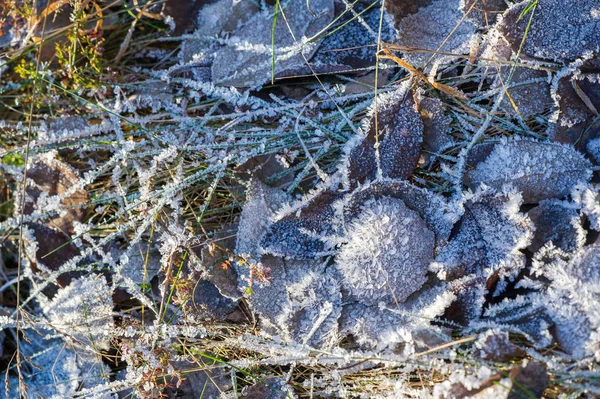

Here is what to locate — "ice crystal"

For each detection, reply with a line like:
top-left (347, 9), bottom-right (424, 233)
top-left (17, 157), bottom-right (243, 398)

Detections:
top-left (433, 186), bottom-right (533, 284)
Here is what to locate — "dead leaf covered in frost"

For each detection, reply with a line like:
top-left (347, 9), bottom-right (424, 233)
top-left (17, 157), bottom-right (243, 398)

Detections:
top-left (433, 361), bottom-right (549, 399)
top-left (497, 0), bottom-right (600, 63)
top-left (460, 0), bottom-right (507, 28)
top-left (465, 140), bottom-right (593, 204)
top-left (537, 244), bottom-right (600, 359)
top-left (241, 378), bottom-right (295, 399)
top-left (416, 94), bottom-right (454, 164)
top-left (239, 255), bottom-right (341, 348)
top-left (496, 67), bottom-right (553, 117)
top-left (340, 179), bottom-right (459, 246)
top-left (527, 199), bottom-right (585, 253)
top-left (211, 0), bottom-right (334, 87)
top-left (339, 282), bottom-right (454, 351)
top-left (261, 189), bottom-right (339, 258)
top-left (335, 196), bottom-right (435, 305)
top-left (474, 329), bottom-right (523, 362)
top-left (236, 179), bottom-right (289, 259)
top-left (433, 187), bottom-right (533, 289)
top-left (310, 5), bottom-right (396, 71)
top-left (346, 82), bottom-right (423, 187)
top-left (394, 0), bottom-right (476, 67)
top-left (548, 76), bottom-right (600, 156)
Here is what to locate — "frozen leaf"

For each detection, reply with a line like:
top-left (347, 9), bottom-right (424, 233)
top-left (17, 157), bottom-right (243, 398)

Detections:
top-left (186, 279), bottom-right (239, 320)
top-left (240, 255), bottom-right (341, 348)
top-left (497, 0), bottom-right (600, 63)
top-left (236, 179), bottom-right (289, 259)
top-left (385, 0), bottom-right (435, 26)
top-left (527, 199), bottom-right (585, 253)
top-left (416, 94), bottom-right (454, 164)
top-left (211, 0), bottom-right (334, 87)
top-left (310, 6), bottom-right (397, 71)
top-left (41, 274), bottom-right (114, 350)
top-left (460, 0), bottom-right (507, 27)
top-left (465, 140), bottom-right (593, 204)
top-left (335, 196), bottom-right (434, 305)
top-left (394, 0), bottom-right (476, 67)
top-left (340, 179), bottom-right (459, 246)
top-left (162, 364), bottom-right (231, 399)
top-left (0, 333), bottom-right (107, 399)
top-left (339, 283), bottom-right (453, 351)
top-left (261, 189), bottom-right (339, 258)
top-left (506, 361), bottom-right (549, 399)
top-left (474, 329), bottom-right (523, 362)
top-left (193, 237), bottom-right (241, 300)
top-left (434, 187), bottom-right (533, 284)
top-left (30, 224), bottom-right (85, 297)
top-left (346, 83), bottom-right (424, 186)
top-left (496, 67), bottom-right (553, 117)
top-left (433, 361), bottom-right (549, 399)
top-left (192, 0), bottom-right (259, 38)
top-left (548, 76), bottom-right (600, 156)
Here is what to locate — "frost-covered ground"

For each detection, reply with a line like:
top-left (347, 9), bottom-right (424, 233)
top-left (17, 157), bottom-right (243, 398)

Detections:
top-left (0, 0), bottom-right (599, 398)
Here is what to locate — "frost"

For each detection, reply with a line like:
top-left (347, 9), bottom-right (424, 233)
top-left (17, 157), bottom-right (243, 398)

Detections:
top-left (466, 140), bottom-right (593, 204)
top-left (335, 196), bottom-right (434, 305)
top-left (339, 283), bottom-right (454, 352)
top-left (1, 332), bottom-right (111, 399)
top-left (497, 0), bottom-right (600, 63)
top-left (394, 0), bottom-right (477, 67)
top-left (41, 274), bottom-right (114, 350)
top-left (210, 0), bottom-right (334, 87)
top-left (527, 199), bottom-right (585, 253)
top-left (572, 183), bottom-right (600, 231)
top-left (474, 329), bottom-right (522, 362)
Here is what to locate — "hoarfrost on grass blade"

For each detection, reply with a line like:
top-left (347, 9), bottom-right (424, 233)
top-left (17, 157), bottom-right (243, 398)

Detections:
top-left (41, 274), bottom-right (114, 350)
top-left (335, 196), bottom-right (434, 305)
top-left (465, 140), bottom-right (593, 204)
